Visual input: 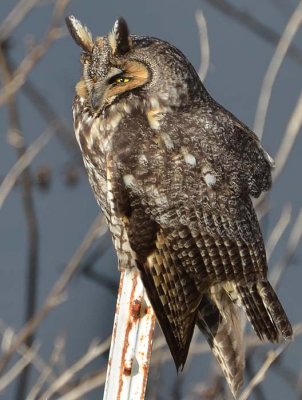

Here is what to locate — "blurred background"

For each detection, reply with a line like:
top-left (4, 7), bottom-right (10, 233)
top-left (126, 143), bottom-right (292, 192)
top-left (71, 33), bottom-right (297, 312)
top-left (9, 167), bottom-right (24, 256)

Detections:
top-left (0, 0), bottom-right (301, 399)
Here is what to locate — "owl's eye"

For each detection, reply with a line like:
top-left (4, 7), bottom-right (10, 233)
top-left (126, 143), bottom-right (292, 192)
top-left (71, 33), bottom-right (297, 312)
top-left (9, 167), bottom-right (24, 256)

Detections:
top-left (114, 76), bottom-right (130, 84)
top-left (111, 76), bottom-right (131, 85)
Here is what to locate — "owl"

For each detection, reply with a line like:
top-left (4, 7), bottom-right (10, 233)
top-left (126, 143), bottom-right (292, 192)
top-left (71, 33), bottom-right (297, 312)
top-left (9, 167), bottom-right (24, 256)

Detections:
top-left (66, 16), bottom-right (292, 397)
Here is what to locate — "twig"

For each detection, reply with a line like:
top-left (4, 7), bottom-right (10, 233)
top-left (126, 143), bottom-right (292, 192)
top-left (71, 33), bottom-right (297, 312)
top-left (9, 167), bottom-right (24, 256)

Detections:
top-left (0, 0), bottom-right (42, 42)
top-left (0, 0), bottom-right (70, 108)
top-left (0, 345), bottom-right (39, 392)
top-left (270, 206), bottom-right (302, 289)
top-left (80, 234), bottom-right (117, 293)
top-left (0, 322), bottom-right (59, 393)
top-left (273, 91), bottom-right (302, 182)
top-left (0, 39), bottom-right (41, 400)
top-left (0, 213), bottom-right (107, 374)
top-left (103, 268), bottom-right (156, 400)
top-left (22, 79), bottom-right (78, 154)
top-left (40, 337), bottom-right (111, 400)
top-left (81, 266), bottom-right (118, 294)
top-left (266, 356), bottom-right (297, 390)
top-left (253, 1), bottom-right (302, 139)
top-left (27, 335), bottom-right (66, 400)
top-left (238, 322), bottom-right (302, 400)
top-left (201, 0), bottom-right (302, 65)
top-left (0, 129), bottom-right (52, 209)
top-left (239, 343), bottom-right (290, 400)
top-left (245, 358), bottom-right (267, 400)
top-left (255, 196), bottom-right (271, 222)
top-left (266, 204), bottom-right (292, 261)
top-left (195, 10), bottom-right (210, 82)
top-left (56, 369), bottom-right (106, 400)
top-left (254, 92), bottom-right (302, 212)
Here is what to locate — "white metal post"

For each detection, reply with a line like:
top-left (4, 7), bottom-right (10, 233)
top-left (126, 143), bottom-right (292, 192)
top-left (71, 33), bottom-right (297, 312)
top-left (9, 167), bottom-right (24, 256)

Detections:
top-left (103, 268), bottom-right (156, 400)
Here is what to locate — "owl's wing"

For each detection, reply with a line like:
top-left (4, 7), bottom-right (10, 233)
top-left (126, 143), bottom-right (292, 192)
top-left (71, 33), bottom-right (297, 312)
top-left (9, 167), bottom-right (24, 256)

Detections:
top-left (105, 153), bottom-right (203, 368)
top-left (115, 186), bottom-right (247, 395)
top-left (111, 117), bottom-right (292, 394)
top-left (187, 110), bottom-right (292, 342)
top-left (117, 198), bottom-right (201, 369)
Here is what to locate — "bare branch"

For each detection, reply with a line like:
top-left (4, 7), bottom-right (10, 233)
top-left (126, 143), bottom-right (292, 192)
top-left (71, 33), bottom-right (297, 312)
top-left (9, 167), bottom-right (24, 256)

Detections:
top-left (22, 79), bottom-right (78, 154)
top-left (56, 370), bottom-right (106, 400)
top-left (27, 335), bottom-right (66, 400)
top-left (239, 331), bottom-right (296, 400)
top-left (202, 0), bottom-right (302, 65)
top-left (0, 322), bottom-right (58, 392)
top-left (0, 36), bottom-right (42, 399)
top-left (0, 214), bottom-right (107, 374)
top-left (270, 206), bottom-right (302, 289)
top-left (0, 0), bottom-right (43, 42)
top-left (40, 337), bottom-right (111, 400)
top-left (0, 129), bottom-right (52, 208)
top-left (273, 91), bottom-right (302, 181)
top-left (0, 345), bottom-right (39, 392)
top-left (266, 204), bottom-right (292, 261)
top-left (0, 0), bottom-right (70, 107)
top-left (195, 10), bottom-right (210, 82)
top-left (253, 1), bottom-right (302, 139)
top-left (239, 348), bottom-right (287, 400)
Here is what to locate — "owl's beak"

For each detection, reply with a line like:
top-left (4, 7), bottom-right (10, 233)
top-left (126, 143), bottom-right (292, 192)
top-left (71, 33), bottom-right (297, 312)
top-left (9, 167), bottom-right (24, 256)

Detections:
top-left (90, 68), bottom-right (123, 112)
top-left (90, 86), bottom-right (106, 112)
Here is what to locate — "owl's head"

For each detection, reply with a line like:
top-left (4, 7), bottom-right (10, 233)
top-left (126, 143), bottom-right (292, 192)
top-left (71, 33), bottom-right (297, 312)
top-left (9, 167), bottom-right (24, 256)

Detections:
top-left (66, 16), bottom-right (207, 115)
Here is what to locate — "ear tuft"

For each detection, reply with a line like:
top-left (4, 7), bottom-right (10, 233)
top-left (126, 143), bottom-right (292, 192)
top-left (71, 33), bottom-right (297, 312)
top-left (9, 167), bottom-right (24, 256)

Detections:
top-left (109, 17), bottom-right (131, 55)
top-left (65, 15), bottom-right (93, 52)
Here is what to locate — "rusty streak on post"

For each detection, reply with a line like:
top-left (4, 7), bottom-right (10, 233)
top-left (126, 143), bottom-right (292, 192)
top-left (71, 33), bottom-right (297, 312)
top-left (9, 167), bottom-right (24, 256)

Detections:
top-left (103, 268), bottom-right (156, 400)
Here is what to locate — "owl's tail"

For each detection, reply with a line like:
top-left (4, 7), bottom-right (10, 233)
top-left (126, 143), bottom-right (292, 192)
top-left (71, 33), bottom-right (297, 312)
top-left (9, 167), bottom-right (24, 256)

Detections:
top-left (236, 280), bottom-right (293, 342)
top-left (196, 286), bottom-right (245, 399)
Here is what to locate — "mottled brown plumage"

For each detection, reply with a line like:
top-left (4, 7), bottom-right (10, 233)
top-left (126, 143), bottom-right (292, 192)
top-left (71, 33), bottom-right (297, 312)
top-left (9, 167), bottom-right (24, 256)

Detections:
top-left (66, 16), bottom-right (292, 397)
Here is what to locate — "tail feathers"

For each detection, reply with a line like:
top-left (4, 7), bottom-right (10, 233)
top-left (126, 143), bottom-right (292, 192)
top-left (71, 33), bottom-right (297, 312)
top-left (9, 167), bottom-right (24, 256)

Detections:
top-left (236, 284), bottom-right (278, 342)
top-left (237, 280), bottom-right (293, 342)
top-left (196, 289), bottom-right (245, 399)
top-left (257, 280), bottom-right (293, 340)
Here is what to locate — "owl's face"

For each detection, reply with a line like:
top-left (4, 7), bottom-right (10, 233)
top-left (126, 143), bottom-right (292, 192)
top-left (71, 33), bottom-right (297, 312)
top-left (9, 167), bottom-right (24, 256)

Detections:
top-left (66, 16), bottom-right (206, 116)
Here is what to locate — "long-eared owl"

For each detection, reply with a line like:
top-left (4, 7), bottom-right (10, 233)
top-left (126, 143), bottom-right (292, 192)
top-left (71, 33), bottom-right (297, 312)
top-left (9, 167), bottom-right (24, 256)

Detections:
top-left (66, 16), bottom-right (292, 397)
